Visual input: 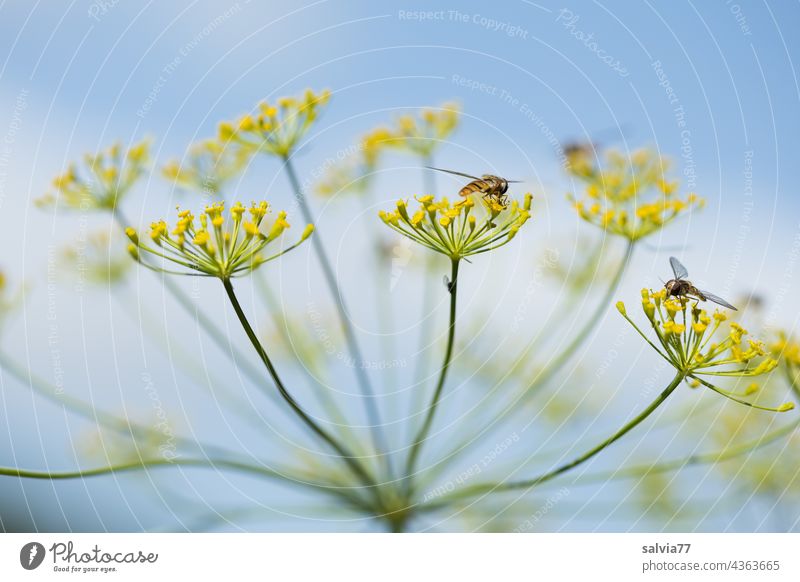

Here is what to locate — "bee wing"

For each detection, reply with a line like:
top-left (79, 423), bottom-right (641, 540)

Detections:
top-left (699, 290), bottom-right (738, 311)
top-left (669, 256), bottom-right (689, 280)
top-left (425, 167), bottom-right (482, 181)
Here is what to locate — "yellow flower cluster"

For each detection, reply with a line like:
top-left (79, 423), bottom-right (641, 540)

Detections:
top-left (162, 139), bottom-right (252, 195)
top-left (126, 201), bottom-right (314, 279)
top-left (379, 192), bottom-right (532, 260)
top-left (315, 103), bottom-right (460, 197)
top-left (36, 140), bottom-right (151, 211)
top-left (617, 290), bottom-right (792, 412)
top-left (569, 148), bottom-right (704, 241)
top-left (218, 89), bottom-right (331, 158)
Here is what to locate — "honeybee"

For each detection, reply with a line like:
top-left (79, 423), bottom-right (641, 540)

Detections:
top-left (664, 256), bottom-right (738, 310)
top-left (426, 167), bottom-right (520, 208)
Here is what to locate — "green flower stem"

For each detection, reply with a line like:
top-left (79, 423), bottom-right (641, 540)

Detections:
top-left (523, 239), bottom-right (635, 390)
top-left (281, 155), bottom-right (391, 477)
top-left (0, 458), bottom-right (373, 513)
top-left (575, 417), bottom-right (800, 485)
top-left (403, 258), bottom-right (460, 495)
top-left (420, 371), bottom-right (684, 511)
top-left (222, 277), bottom-right (379, 497)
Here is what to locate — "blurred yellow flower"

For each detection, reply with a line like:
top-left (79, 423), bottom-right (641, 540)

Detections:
top-left (126, 201), bottom-right (313, 279)
top-left (36, 140), bottom-right (151, 211)
top-left (386, 102), bottom-right (460, 157)
top-left (315, 103), bottom-right (460, 197)
top-left (379, 191), bottom-right (532, 260)
top-left (162, 139), bottom-right (252, 195)
top-left (218, 89), bottom-right (331, 158)
top-left (60, 229), bottom-right (132, 286)
top-left (569, 148), bottom-right (703, 241)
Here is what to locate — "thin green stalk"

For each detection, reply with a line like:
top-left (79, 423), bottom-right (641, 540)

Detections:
top-left (421, 371), bottom-right (684, 510)
top-left (281, 155), bottom-right (391, 477)
top-left (404, 258), bottom-right (460, 494)
top-left (222, 277), bottom-right (379, 495)
top-left (575, 417), bottom-right (800, 485)
top-left (0, 458), bottom-right (373, 512)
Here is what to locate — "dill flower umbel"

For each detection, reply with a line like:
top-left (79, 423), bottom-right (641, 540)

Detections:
top-left (36, 140), bottom-right (151, 211)
top-left (218, 89), bottom-right (331, 158)
top-left (162, 139), bottom-right (252, 196)
top-left (569, 148), bottom-right (703, 241)
top-left (617, 290), bottom-right (793, 412)
top-left (379, 192), bottom-right (532, 260)
top-left (126, 201), bottom-right (314, 279)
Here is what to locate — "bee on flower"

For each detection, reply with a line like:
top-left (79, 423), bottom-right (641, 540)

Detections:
top-left (218, 89), bottom-right (331, 158)
top-left (162, 139), bottom-right (252, 196)
top-left (569, 148), bottom-right (704, 241)
top-left (379, 192), bottom-right (532, 261)
top-left (36, 140), bottom-right (151, 211)
top-left (125, 201), bottom-right (314, 280)
top-left (616, 290), bottom-right (793, 413)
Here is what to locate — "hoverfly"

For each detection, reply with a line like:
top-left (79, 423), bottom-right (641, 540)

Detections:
top-left (426, 167), bottom-right (521, 208)
top-left (664, 256), bottom-right (738, 311)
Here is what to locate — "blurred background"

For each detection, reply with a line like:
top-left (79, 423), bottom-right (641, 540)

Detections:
top-left (0, 0), bottom-right (799, 532)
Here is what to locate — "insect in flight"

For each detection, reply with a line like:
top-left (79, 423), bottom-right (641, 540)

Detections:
top-left (664, 256), bottom-right (738, 311)
top-left (426, 167), bottom-right (521, 208)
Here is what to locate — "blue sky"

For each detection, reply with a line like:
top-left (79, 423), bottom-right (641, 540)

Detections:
top-left (1, 0), bottom-right (800, 531)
